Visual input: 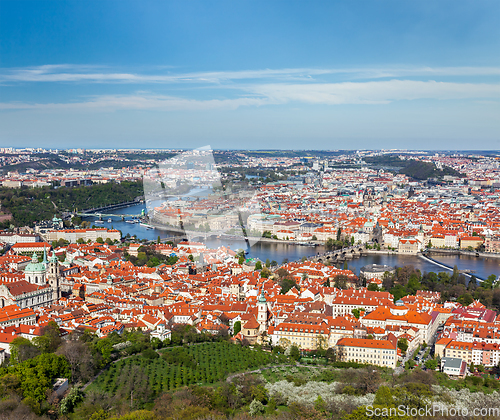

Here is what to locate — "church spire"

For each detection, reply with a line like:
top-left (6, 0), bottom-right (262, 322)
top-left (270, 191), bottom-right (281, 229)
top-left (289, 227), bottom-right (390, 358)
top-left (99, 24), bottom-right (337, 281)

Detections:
top-left (42, 245), bottom-right (48, 264)
top-left (258, 287), bottom-right (267, 303)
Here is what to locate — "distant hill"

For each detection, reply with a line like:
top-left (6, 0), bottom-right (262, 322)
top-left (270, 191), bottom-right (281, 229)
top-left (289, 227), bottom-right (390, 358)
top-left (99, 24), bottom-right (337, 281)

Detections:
top-left (0, 157), bottom-right (156, 172)
top-left (400, 160), bottom-right (464, 180)
top-left (1, 157), bottom-right (73, 172)
top-left (364, 155), bottom-right (464, 180)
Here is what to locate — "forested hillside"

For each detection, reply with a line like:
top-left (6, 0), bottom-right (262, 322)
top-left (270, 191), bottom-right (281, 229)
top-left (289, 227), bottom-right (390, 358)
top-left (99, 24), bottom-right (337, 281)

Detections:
top-left (399, 160), bottom-right (464, 180)
top-left (0, 181), bottom-right (144, 227)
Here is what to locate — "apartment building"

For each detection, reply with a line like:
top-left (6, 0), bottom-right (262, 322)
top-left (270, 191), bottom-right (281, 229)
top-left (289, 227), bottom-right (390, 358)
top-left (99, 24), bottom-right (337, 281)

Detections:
top-left (0, 305), bottom-right (36, 327)
top-left (336, 337), bottom-right (397, 368)
top-left (443, 340), bottom-right (473, 364)
top-left (439, 339), bottom-right (500, 367)
top-left (271, 321), bottom-right (329, 350)
top-left (360, 305), bottom-right (437, 344)
top-left (45, 228), bottom-right (121, 243)
top-left (0, 232), bottom-right (40, 244)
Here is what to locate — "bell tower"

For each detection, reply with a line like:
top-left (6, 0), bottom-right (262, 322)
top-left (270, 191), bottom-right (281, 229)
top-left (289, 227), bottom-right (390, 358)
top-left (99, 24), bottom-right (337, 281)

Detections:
top-left (257, 288), bottom-right (268, 331)
top-left (47, 252), bottom-right (61, 301)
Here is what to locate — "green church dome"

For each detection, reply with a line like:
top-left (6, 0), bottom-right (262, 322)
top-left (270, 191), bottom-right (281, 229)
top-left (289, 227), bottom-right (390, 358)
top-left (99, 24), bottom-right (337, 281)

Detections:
top-left (24, 252), bottom-right (46, 273)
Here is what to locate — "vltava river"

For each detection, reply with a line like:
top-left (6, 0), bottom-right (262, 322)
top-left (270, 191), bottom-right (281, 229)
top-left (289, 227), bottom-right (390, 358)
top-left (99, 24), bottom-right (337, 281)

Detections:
top-left (84, 204), bottom-right (499, 279)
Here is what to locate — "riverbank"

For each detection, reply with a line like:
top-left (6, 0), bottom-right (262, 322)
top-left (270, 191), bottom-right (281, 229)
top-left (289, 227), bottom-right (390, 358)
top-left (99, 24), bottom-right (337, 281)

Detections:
top-left (149, 220), bottom-right (322, 246)
top-left (427, 248), bottom-right (500, 259)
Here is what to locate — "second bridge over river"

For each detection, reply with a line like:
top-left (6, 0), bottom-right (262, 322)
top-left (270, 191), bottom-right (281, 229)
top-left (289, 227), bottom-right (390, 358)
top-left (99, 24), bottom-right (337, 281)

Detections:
top-left (307, 245), bottom-right (366, 264)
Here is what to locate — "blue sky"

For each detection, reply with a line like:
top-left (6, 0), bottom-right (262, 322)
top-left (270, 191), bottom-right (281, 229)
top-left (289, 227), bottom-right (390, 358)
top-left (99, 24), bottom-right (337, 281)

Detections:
top-left (0, 1), bottom-right (499, 150)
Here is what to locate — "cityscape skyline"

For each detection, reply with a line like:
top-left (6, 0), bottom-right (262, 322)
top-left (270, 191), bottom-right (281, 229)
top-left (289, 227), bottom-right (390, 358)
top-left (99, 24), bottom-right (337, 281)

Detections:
top-left (0, 1), bottom-right (499, 150)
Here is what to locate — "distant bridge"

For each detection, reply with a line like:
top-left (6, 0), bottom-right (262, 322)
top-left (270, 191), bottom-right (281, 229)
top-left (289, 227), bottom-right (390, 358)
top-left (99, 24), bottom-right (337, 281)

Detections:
top-left (307, 245), bottom-right (365, 264)
top-left (76, 212), bottom-right (141, 220)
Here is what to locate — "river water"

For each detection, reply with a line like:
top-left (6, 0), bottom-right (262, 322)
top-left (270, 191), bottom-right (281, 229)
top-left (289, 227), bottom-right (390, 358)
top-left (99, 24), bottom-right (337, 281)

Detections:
top-left (84, 204), bottom-right (500, 279)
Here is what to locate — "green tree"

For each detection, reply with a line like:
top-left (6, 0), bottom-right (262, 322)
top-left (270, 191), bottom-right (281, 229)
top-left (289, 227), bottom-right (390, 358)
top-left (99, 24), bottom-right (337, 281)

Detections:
top-left (325, 347), bottom-right (336, 363)
top-left (314, 395), bottom-right (327, 412)
top-left (484, 274), bottom-right (497, 290)
top-left (367, 283), bottom-right (379, 291)
top-left (405, 359), bottom-right (416, 370)
top-left (6, 353), bottom-right (71, 402)
top-left (95, 339), bottom-right (113, 366)
top-left (289, 345), bottom-right (300, 361)
top-left (89, 410), bottom-right (110, 420)
top-left (96, 237), bottom-right (104, 244)
top-left (146, 257), bottom-right (160, 267)
top-left (352, 308), bottom-right (364, 319)
top-left (233, 321), bottom-right (241, 336)
top-left (390, 284), bottom-right (407, 301)
top-left (254, 261), bottom-right (262, 270)
top-left (468, 275), bottom-right (478, 290)
top-left (425, 358), bottom-right (438, 370)
top-left (33, 321), bottom-right (62, 353)
top-left (60, 386), bottom-right (85, 415)
top-left (249, 399), bottom-right (265, 416)
top-left (10, 337), bottom-right (40, 363)
top-left (458, 293), bottom-right (474, 306)
top-left (280, 278), bottom-right (298, 294)
top-left (374, 386), bottom-right (393, 405)
top-left (397, 337), bottom-right (408, 354)
top-left (334, 274), bottom-right (349, 289)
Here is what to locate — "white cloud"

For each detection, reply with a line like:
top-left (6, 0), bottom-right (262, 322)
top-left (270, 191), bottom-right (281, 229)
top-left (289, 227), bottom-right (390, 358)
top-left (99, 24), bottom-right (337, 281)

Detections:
top-left (1, 65), bottom-right (500, 85)
top-left (0, 94), bottom-right (270, 111)
top-left (0, 65), bottom-right (334, 84)
top-left (249, 80), bottom-right (500, 105)
top-left (0, 80), bottom-right (498, 112)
